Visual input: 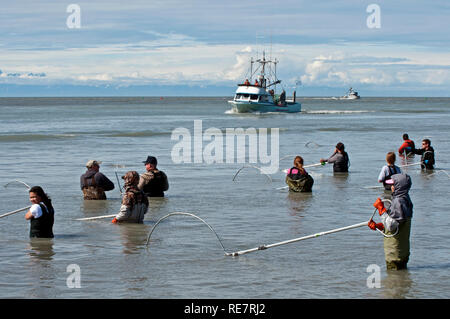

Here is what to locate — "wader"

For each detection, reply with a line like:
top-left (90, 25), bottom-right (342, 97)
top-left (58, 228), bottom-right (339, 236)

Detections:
top-left (383, 217), bottom-right (411, 270)
top-left (82, 175), bottom-right (106, 200)
top-left (285, 174), bottom-right (314, 193)
top-left (30, 204), bottom-right (54, 238)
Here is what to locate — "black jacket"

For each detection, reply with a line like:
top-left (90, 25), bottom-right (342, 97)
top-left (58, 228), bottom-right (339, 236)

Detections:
top-left (413, 146), bottom-right (435, 169)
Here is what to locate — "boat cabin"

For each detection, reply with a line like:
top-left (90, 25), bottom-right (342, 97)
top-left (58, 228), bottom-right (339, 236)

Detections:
top-left (233, 85), bottom-right (273, 104)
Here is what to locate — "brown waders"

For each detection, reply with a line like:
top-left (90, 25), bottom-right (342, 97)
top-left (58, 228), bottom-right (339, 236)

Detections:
top-left (82, 175), bottom-right (106, 200)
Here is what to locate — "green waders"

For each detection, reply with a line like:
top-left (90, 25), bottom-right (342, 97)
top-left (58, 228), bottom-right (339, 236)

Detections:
top-left (383, 217), bottom-right (412, 270)
top-left (285, 175), bottom-right (314, 193)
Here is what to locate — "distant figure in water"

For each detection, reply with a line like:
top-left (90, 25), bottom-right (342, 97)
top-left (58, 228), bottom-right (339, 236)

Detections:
top-left (285, 156), bottom-right (314, 192)
top-left (320, 142), bottom-right (349, 173)
top-left (25, 186), bottom-right (55, 238)
top-left (413, 138), bottom-right (435, 170)
top-left (398, 133), bottom-right (415, 156)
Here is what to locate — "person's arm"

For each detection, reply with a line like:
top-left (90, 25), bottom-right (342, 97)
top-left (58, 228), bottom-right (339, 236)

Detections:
top-left (80, 174), bottom-right (86, 190)
top-left (378, 166), bottom-right (387, 183)
top-left (162, 172), bottom-right (169, 191)
top-left (137, 175), bottom-right (147, 190)
top-left (114, 204), bottom-right (130, 222)
top-left (398, 142), bottom-right (407, 154)
top-left (95, 173), bottom-right (115, 191)
top-left (25, 204), bottom-right (41, 220)
top-left (326, 152), bottom-right (339, 163)
top-left (25, 210), bottom-right (33, 220)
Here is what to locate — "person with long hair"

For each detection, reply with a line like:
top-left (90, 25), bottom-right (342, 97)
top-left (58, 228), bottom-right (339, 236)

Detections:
top-left (285, 156), bottom-right (314, 192)
top-left (320, 142), bottom-right (349, 173)
top-left (25, 186), bottom-right (55, 238)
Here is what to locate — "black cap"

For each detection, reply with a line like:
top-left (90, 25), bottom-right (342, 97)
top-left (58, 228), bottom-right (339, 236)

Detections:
top-left (143, 156), bottom-right (157, 166)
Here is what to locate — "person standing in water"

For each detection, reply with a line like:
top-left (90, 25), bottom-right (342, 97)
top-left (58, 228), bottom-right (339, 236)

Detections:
top-left (378, 152), bottom-right (402, 191)
top-left (138, 156), bottom-right (169, 197)
top-left (398, 134), bottom-right (415, 157)
top-left (413, 139), bottom-right (435, 170)
top-left (25, 186), bottom-right (55, 238)
top-left (320, 142), bottom-right (349, 173)
top-left (369, 174), bottom-right (413, 270)
top-left (80, 160), bottom-right (115, 200)
top-left (285, 156), bottom-right (314, 192)
top-left (112, 171), bottom-right (149, 224)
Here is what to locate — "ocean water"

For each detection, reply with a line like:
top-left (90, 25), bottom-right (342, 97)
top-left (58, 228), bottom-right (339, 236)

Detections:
top-left (0, 96), bottom-right (449, 299)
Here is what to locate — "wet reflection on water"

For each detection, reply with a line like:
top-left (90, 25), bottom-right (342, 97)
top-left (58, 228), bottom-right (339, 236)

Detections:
top-left (27, 238), bottom-right (55, 262)
top-left (81, 199), bottom-right (116, 217)
top-left (286, 192), bottom-right (313, 218)
top-left (381, 270), bottom-right (413, 299)
top-left (118, 223), bottom-right (151, 254)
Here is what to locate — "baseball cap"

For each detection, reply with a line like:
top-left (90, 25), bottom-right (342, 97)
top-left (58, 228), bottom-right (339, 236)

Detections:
top-left (86, 160), bottom-right (102, 168)
top-left (142, 156), bottom-right (157, 166)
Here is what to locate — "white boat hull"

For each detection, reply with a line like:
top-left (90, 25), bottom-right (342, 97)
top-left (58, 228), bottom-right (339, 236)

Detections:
top-left (342, 95), bottom-right (360, 100)
top-left (228, 100), bottom-right (301, 113)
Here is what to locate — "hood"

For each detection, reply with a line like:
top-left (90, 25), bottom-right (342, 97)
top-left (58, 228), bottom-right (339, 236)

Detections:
top-left (391, 173), bottom-right (411, 197)
top-left (83, 169), bottom-right (97, 178)
top-left (122, 171), bottom-right (140, 188)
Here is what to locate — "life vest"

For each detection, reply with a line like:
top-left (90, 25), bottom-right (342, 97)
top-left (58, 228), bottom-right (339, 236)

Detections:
top-left (30, 203), bottom-right (54, 238)
top-left (142, 171), bottom-right (168, 197)
top-left (287, 167), bottom-right (303, 180)
top-left (82, 174), bottom-right (106, 200)
top-left (383, 165), bottom-right (401, 190)
top-left (286, 167), bottom-right (314, 192)
top-left (421, 147), bottom-right (435, 169)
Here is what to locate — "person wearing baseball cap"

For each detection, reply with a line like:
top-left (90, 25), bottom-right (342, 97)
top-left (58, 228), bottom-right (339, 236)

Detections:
top-left (80, 160), bottom-right (115, 200)
top-left (137, 156), bottom-right (169, 197)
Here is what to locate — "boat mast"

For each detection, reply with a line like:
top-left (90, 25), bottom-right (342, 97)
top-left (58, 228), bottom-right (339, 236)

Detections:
top-left (274, 57), bottom-right (278, 92)
top-left (250, 57), bottom-right (254, 82)
top-left (257, 51), bottom-right (269, 88)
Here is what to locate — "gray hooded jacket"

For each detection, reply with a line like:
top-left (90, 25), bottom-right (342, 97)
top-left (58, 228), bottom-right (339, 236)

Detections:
top-left (387, 174), bottom-right (413, 222)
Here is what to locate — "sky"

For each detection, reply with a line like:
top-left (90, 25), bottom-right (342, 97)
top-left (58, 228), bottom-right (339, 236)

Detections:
top-left (1, 0), bottom-right (450, 96)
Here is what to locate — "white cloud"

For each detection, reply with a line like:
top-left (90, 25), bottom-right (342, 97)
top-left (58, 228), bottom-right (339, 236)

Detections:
top-left (1, 37), bottom-right (450, 93)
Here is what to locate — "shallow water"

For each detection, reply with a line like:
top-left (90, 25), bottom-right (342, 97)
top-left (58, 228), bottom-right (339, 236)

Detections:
top-left (0, 96), bottom-right (449, 298)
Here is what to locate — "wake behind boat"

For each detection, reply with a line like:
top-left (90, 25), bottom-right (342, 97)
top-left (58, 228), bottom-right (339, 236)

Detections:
top-left (228, 52), bottom-right (301, 113)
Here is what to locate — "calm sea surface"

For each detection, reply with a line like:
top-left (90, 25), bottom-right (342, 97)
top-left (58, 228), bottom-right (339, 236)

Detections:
top-left (0, 96), bottom-right (449, 299)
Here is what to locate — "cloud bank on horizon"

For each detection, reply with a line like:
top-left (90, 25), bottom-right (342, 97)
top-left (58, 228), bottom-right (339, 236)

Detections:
top-left (1, 0), bottom-right (449, 96)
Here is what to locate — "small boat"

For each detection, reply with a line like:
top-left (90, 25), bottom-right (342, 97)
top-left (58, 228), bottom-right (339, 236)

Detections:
top-left (228, 52), bottom-right (301, 113)
top-left (342, 87), bottom-right (360, 100)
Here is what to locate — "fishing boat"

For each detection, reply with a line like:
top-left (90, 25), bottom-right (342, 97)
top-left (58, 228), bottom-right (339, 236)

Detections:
top-left (342, 87), bottom-right (360, 100)
top-left (228, 52), bottom-right (301, 113)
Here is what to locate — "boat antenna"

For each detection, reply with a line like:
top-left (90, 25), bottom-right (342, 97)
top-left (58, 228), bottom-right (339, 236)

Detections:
top-left (270, 30), bottom-right (272, 62)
